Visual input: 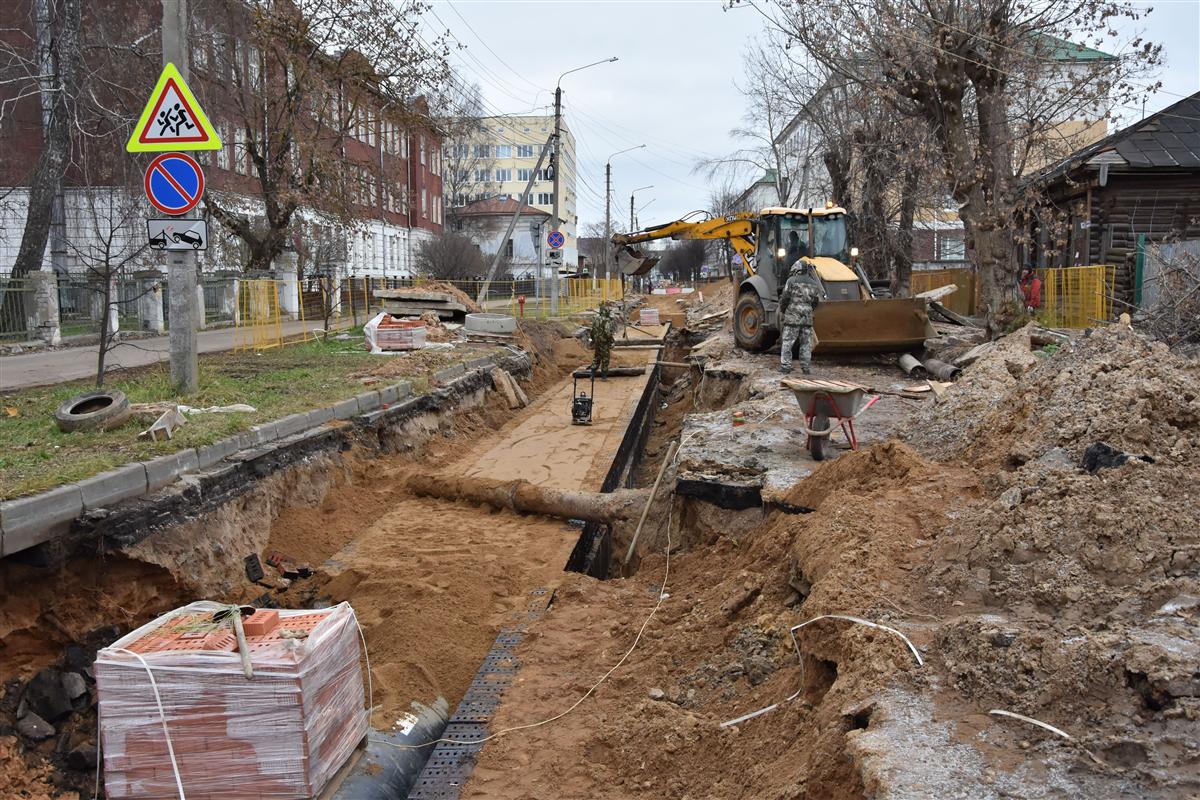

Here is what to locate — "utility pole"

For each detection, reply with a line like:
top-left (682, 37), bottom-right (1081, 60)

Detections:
top-left (603, 162), bottom-right (611, 287)
top-left (550, 85), bottom-right (562, 314)
top-left (631, 185), bottom-right (653, 233)
top-left (161, 0), bottom-right (199, 393)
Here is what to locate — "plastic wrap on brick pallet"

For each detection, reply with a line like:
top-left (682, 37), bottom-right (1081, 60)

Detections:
top-left (95, 601), bottom-right (368, 799)
top-left (639, 308), bottom-right (660, 325)
top-left (364, 312), bottom-right (427, 353)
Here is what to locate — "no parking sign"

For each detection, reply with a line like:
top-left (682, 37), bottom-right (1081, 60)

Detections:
top-left (547, 230), bottom-right (565, 249)
top-left (144, 153), bottom-right (205, 215)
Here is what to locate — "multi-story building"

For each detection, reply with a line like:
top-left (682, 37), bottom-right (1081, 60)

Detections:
top-left (0, 0), bottom-right (442, 282)
top-left (446, 115), bottom-right (579, 271)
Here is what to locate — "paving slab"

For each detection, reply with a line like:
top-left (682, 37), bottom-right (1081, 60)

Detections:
top-left (332, 398), bottom-right (360, 420)
top-left (356, 390), bottom-right (382, 413)
top-left (196, 435), bottom-right (243, 469)
top-left (273, 412), bottom-right (312, 438)
top-left (306, 407), bottom-right (336, 427)
top-left (0, 484), bottom-right (84, 556)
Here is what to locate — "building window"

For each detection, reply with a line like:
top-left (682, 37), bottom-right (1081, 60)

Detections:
top-left (495, 168), bottom-right (512, 182)
top-left (940, 235), bottom-right (965, 261)
top-left (516, 144), bottom-right (534, 158)
top-left (505, 238), bottom-right (514, 258)
top-left (451, 144), bottom-right (468, 159)
top-left (474, 168), bottom-right (492, 182)
top-left (536, 167), bottom-right (553, 181)
top-left (495, 144), bottom-right (512, 158)
top-left (517, 168), bottom-right (532, 182)
top-left (536, 192), bottom-right (553, 205)
top-left (421, 189), bottom-right (428, 218)
top-left (217, 124), bottom-right (230, 169)
top-left (473, 143), bottom-right (490, 159)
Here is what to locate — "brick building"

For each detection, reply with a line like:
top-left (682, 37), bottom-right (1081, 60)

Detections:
top-left (0, 0), bottom-right (443, 282)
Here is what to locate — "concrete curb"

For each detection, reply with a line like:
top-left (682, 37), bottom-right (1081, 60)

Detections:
top-left (1, 350), bottom-right (522, 558)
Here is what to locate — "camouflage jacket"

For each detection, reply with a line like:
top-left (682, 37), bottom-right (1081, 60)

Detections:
top-left (779, 274), bottom-right (822, 326)
top-left (591, 314), bottom-right (614, 347)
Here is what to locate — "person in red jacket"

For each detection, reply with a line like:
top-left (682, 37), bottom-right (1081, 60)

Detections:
top-left (1020, 267), bottom-right (1043, 312)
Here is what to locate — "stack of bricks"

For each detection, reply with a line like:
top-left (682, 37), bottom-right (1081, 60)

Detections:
top-left (95, 602), bottom-right (368, 799)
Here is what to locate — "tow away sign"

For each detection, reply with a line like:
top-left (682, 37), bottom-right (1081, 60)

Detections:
top-left (147, 219), bottom-right (207, 251)
top-left (127, 63), bottom-right (222, 152)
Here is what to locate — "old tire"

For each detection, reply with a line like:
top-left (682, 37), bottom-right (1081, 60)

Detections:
top-left (54, 390), bottom-right (131, 433)
top-left (464, 313), bottom-right (516, 335)
top-left (734, 291), bottom-right (777, 351)
top-left (809, 414), bottom-right (830, 461)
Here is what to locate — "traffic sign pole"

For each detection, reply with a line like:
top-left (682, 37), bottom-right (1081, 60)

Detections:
top-left (160, 0), bottom-right (198, 394)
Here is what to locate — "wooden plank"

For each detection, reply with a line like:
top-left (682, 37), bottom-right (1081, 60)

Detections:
top-left (915, 284), bottom-right (958, 301)
top-left (491, 368), bottom-right (519, 409)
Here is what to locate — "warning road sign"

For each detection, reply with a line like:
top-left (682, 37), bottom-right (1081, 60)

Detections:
top-left (127, 63), bottom-right (222, 152)
top-left (547, 230), bottom-right (565, 249)
top-left (144, 153), bottom-right (205, 215)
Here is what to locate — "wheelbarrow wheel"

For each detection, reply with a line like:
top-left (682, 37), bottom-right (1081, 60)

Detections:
top-left (809, 413), bottom-right (829, 461)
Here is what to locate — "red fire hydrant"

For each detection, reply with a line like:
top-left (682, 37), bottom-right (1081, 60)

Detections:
top-left (517, 295), bottom-right (526, 317)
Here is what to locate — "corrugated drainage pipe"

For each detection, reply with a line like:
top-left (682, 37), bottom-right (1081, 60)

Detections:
top-left (329, 697), bottom-right (449, 799)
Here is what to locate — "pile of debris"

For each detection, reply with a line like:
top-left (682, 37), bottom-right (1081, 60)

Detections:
top-left (373, 281), bottom-right (481, 322)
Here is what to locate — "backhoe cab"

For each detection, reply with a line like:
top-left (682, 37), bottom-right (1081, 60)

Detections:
top-left (613, 206), bottom-right (933, 354)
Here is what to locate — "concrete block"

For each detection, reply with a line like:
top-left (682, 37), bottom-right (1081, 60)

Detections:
top-left (332, 398), bottom-right (360, 420)
top-left (393, 381), bottom-right (412, 401)
top-left (273, 412), bottom-right (312, 438)
top-left (434, 364), bottom-right (466, 383)
top-left (247, 421), bottom-right (279, 446)
top-left (0, 484), bottom-right (84, 556)
top-left (355, 391), bottom-right (381, 413)
top-left (357, 409), bottom-right (387, 426)
top-left (378, 385), bottom-right (400, 405)
top-left (306, 407), bottom-right (335, 427)
top-left (467, 355), bottom-right (496, 371)
top-left (196, 436), bottom-right (243, 469)
top-left (78, 463), bottom-right (149, 510)
top-left (143, 449), bottom-right (201, 491)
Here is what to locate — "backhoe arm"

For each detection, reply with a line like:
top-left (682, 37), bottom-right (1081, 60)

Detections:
top-left (612, 213), bottom-right (759, 276)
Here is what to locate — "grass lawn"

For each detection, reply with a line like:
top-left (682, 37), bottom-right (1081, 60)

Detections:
top-left (0, 333), bottom-right (481, 500)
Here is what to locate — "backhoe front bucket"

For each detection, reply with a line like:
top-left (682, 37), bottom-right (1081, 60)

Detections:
top-left (812, 297), bottom-right (934, 353)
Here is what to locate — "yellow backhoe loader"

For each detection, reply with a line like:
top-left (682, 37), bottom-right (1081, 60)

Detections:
top-left (612, 207), bottom-right (933, 353)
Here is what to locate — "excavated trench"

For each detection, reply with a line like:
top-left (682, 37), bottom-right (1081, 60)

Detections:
top-left (0, 322), bottom-right (679, 797)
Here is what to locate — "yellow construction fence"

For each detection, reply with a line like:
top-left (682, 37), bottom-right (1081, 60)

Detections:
top-left (1036, 265), bottom-right (1115, 329)
top-left (910, 268), bottom-right (977, 315)
top-left (235, 279), bottom-right (284, 352)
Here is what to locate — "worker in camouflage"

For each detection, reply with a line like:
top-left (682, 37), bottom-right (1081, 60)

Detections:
top-left (778, 260), bottom-right (822, 374)
top-left (590, 304), bottom-right (615, 379)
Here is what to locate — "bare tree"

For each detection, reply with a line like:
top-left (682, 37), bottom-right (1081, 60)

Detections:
top-left (750, 0), bottom-right (1161, 331)
top-left (415, 232), bottom-right (485, 280)
top-left (199, 0), bottom-right (449, 271)
top-left (706, 181), bottom-right (741, 280)
top-left (432, 79), bottom-right (493, 226)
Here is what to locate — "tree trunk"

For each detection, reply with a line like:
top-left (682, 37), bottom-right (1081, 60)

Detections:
top-left (11, 0), bottom-right (81, 281)
top-left (95, 276), bottom-right (111, 387)
top-left (890, 162), bottom-right (918, 298)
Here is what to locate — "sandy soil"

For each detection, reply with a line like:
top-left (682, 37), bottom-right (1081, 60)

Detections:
top-left (463, 321), bottom-right (1200, 798)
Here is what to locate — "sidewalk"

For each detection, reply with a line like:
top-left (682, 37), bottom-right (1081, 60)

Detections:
top-left (0, 319), bottom-right (345, 391)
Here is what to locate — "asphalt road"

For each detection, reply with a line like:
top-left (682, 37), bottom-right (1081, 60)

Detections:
top-left (0, 319), bottom-right (338, 391)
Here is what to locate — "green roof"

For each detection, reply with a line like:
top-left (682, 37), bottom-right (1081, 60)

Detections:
top-left (1035, 33), bottom-right (1115, 62)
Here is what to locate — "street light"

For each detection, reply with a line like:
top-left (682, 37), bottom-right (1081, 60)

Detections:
top-left (603, 144), bottom-right (645, 286)
top-left (630, 185), bottom-right (653, 231)
top-left (550, 56), bottom-right (618, 313)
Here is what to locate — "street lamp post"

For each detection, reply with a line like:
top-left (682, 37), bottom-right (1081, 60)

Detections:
top-left (551, 56), bottom-right (617, 314)
top-left (630, 185), bottom-right (653, 231)
top-left (604, 144), bottom-right (644, 289)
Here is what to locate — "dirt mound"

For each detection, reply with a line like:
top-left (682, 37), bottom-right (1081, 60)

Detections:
top-left (908, 325), bottom-right (1200, 469)
top-left (419, 311), bottom-right (457, 342)
top-left (785, 441), bottom-right (939, 510)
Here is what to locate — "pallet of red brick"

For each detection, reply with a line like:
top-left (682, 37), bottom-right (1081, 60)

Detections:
top-left (95, 601), bottom-right (368, 799)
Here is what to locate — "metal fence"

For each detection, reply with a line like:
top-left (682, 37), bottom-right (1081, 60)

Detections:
top-left (1037, 265), bottom-right (1116, 329)
top-left (0, 277), bottom-right (32, 343)
top-left (235, 279), bottom-right (284, 352)
top-left (910, 268), bottom-right (977, 316)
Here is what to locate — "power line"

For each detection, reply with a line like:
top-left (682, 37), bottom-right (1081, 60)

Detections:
top-left (443, 0), bottom-right (548, 94)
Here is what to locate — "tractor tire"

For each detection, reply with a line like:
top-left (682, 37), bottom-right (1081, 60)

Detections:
top-left (733, 291), bottom-right (778, 352)
top-left (809, 413), bottom-right (830, 461)
top-left (54, 390), bottom-right (131, 433)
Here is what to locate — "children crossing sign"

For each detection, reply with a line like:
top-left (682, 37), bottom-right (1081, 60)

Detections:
top-left (126, 63), bottom-right (222, 152)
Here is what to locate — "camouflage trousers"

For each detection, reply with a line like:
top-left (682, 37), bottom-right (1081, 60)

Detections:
top-left (780, 324), bottom-right (813, 372)
top-left (592, 342), bottom-right (611, 375)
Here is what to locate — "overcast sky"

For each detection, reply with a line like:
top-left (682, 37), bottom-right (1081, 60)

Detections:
top-left (424, 0), bottom-right (1200, 229)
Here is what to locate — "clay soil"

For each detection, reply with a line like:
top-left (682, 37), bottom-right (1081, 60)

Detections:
top-left (464, 323), bottom-right (1200, 798)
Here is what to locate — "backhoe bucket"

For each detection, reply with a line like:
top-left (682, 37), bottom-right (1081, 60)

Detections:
top-left (616, 245), bottom-right (659, 277)
top-left (812, 297), bottom-right (934, 353)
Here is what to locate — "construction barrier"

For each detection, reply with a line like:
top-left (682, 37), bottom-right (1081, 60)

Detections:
top-left (910, 268), bottom-right (977, 316)
top-left (235, 278), bottom-right (284, 351)
top-left (1037, 265), bottom-right (1115, 329)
